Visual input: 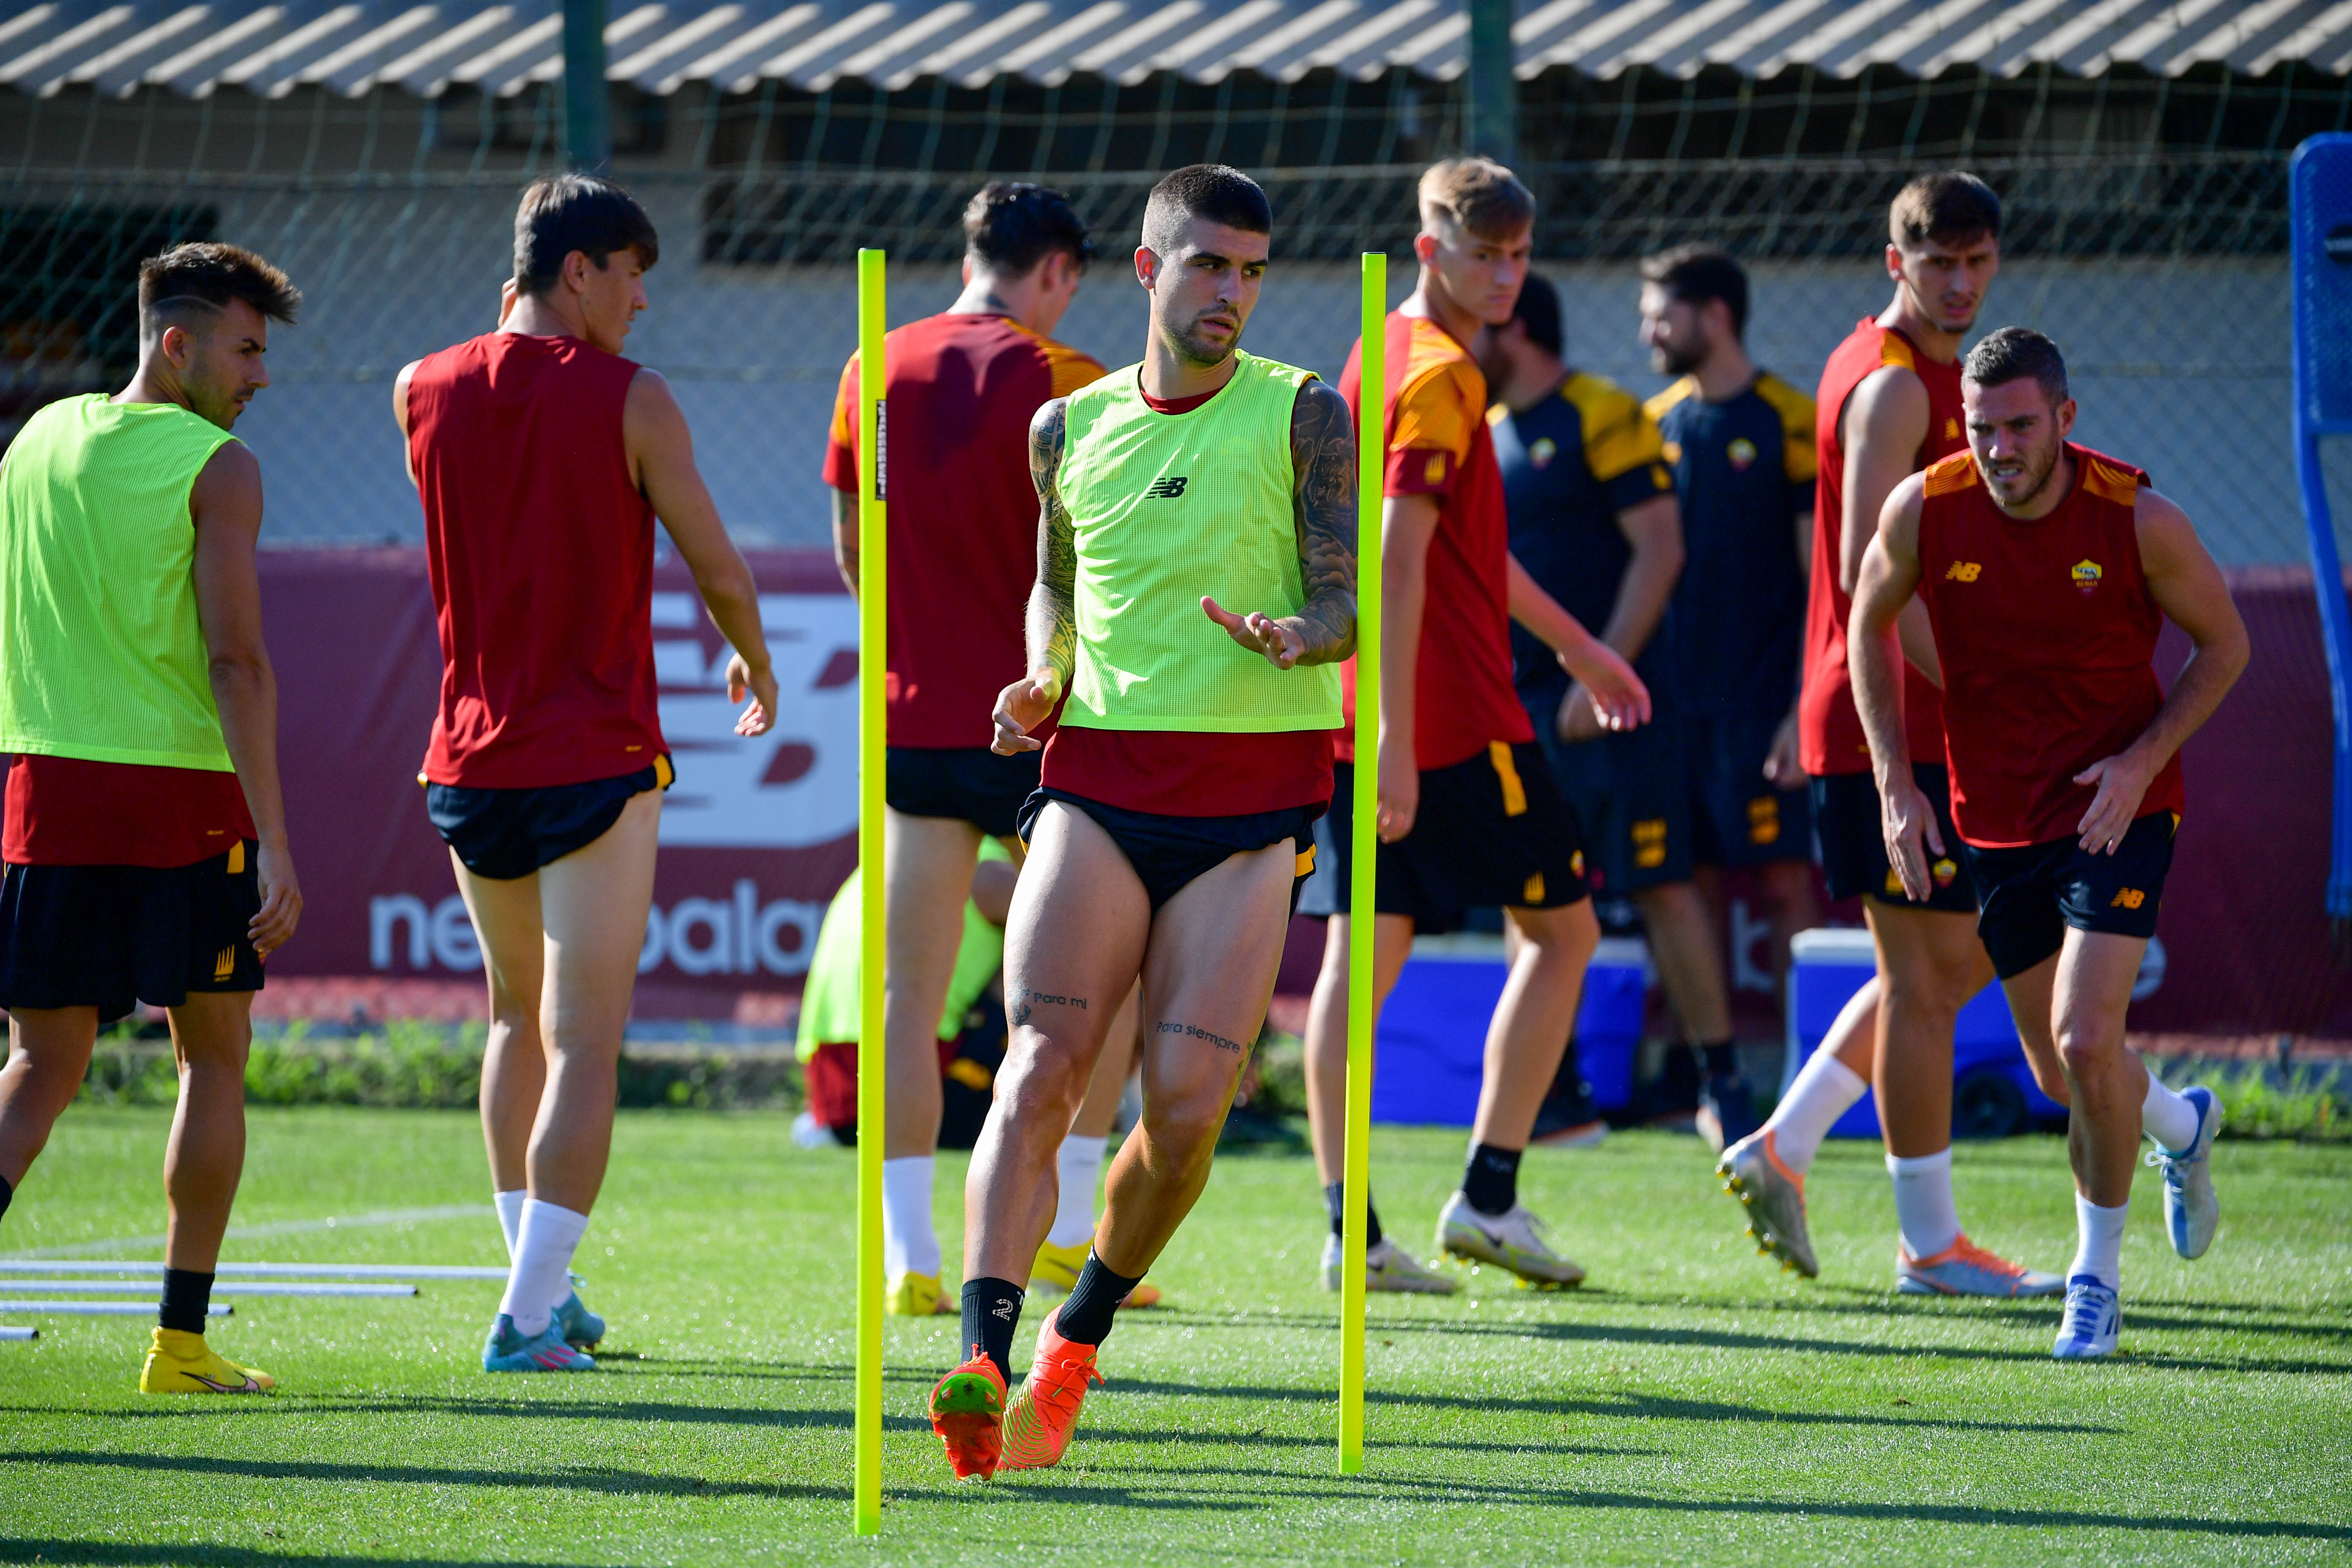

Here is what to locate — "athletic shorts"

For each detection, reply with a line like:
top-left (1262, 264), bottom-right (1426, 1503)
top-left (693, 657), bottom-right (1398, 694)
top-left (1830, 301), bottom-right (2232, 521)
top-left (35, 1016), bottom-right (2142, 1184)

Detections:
top-left (0, 840), bottom-right (264, 1025)
top-left (1811, 763), bottom-right (1978, 914)
top-left (427, 757), bottom-right (672, 881)
top-left (1526, 692), bottom-right (1691, 896)
top-left (1300, 740), bottom-right (1590, 934)
top-left (1962, 810), bottom-right (2177, 980)
top-left (1017, 788), bottom-right (1322, 913)
top-left (888, 746), bottom-right (1041, 841)
top-left (1685, 708), bottom-right (1813, 871)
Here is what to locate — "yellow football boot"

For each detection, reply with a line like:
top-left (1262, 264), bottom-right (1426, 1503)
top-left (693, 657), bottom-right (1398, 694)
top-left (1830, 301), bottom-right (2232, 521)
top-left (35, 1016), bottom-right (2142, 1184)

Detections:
top-left (886, 1271), bottom-right (955, 1316)
top-left (140, 1328), bottom-right (274, 1394)
top-left (1029, 1238), bottom-right (1160, 1307)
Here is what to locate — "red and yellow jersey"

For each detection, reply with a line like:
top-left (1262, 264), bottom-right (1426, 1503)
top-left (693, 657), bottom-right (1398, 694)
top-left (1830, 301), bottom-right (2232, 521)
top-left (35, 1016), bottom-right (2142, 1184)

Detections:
top-left (824, 312), bottom-right (1104, 749)
top-left (1800, 319), bottom-right (1966, 777)
top-left (1914, 444), bottom-right (2182, 848)
top-left (1336, 312), bottom-right (1532, 771)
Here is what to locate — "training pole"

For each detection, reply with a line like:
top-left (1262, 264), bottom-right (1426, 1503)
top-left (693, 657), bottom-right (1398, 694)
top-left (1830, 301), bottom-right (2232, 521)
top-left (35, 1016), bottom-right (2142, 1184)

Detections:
top-left (1339, 250), bottom-right (1384, 1475)
top-left (853, 246), bottom-right (887, 1537)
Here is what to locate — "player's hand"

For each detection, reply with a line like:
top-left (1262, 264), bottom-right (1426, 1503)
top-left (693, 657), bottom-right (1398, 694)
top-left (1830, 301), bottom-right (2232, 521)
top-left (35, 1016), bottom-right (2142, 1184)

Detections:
top-left (1201, 596), bottom-right (1306, 669)
top-left (727, 653), bottom-right (777, 737)
top-left (1878, 771), bottom-right (1944, 904)
top-left (992, 667), bottom-right (1062, 754)
top-left (1375, 735), bottom-right (1419, 843)
top-left (250, 837), bottom-right (302, 958)
top-left (1554, 642), bottom-right (1650, 731)
top-left (1763, 707), bottom-right (1804, 787)
top-left (1555, 684), bottom-right (1603, 744)
top-left (2073, 748), bottom-right (2156, 855)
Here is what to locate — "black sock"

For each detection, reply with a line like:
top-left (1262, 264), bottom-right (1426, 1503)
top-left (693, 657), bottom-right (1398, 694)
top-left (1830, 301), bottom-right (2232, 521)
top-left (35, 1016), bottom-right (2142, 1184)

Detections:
top-left (959, 1277), bottom-right (1024, 1386)
top-left (1701, 1040), bottom-right (1740, 1078)
top-left (0, 1172), bottom-right (12, 1222)
top-left (1055, 1252), bottom-right (1143, 1348)
top-left (1322, 1181), bottom-right (1384, 1248)
top-left (1462, 1143), bottom-right (1523, 1217)
top-left (158, 1268), bottom-right (213, 1335)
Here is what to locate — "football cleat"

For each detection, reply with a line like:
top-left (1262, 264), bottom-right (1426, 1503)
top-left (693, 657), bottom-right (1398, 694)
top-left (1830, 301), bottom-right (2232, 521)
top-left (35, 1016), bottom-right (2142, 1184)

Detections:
top-left (482, 1312), bottom-right (595, 1372)
top-left (2146, 1084), bottom-right (2221, 1261)
top-left (1030, 1239), bottom-right (1158, 1308)
top-left (1717, 1130), bottom-right (1818, 1279)
top-left (1435, 1192), bottom-right (1585, 1288)
top-left (886, 1271), bottom-right (956, 1317)
top-left (1896, 1236), bottom-right (2064, 1298)
top-left (999, 1308), bottom-right (1105, 1472)
top-left (1319, 1233), bottom-right (1459, 1294)
top-left (553, 1285), bottom-right (605, 1349)
top-left (2052, 1276), bottom-right (2121, 1360)
top-left (139, 1328), bottom-right (273, 1394)
top-left (929, 1348), bottom-right (1008, 1480)
top-left (1696, 1072), bottom-right (1763, 1154)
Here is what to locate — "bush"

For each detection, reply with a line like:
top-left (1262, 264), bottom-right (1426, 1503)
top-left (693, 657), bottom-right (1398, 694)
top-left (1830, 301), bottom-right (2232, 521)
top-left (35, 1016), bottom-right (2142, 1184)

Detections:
top-left (2159, 1059), bottom-right (2348, 1143)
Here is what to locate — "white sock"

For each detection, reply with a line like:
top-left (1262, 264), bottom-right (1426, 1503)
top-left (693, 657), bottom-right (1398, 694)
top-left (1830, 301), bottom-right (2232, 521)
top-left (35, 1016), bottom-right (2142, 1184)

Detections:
top-left (2069, 1193), bottom-right (2128, 1289)
top-left (1762, 1050), bottom-right (1867, 1175)
top-left (493, 1189), bottom-right (527, 1262)
top-left (882, 1156), bottom-right (939, 1280)
top-left (1049, 1134), bottom-right (1106, 1250)
top-left (499, 1199), bottom-right (589, 1337)
top-left (1886, 1148), bottom-right (1962, 1259)
top-left (2141, 1070), bottom-right (2200, 1152)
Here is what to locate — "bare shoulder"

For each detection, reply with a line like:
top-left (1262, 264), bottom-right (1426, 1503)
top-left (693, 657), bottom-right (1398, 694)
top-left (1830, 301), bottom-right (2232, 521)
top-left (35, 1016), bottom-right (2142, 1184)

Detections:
top-left (1031, 394), bottom-right (1069, 441)
top-left (1851, 361), bottom-right (1930, 424)
top-left (392, 358), bottom-right (425, 431)
top-left (191, 437), bottom-right (262, 520)
top-left (2134, 484), bottom-right (2205, 567)
top-left (1878, 469), bottom-right (1928, 542)
top-left (1290, 376), bottom-right (1351, 436)
top-left (624, 364), bottom-right (681, 413)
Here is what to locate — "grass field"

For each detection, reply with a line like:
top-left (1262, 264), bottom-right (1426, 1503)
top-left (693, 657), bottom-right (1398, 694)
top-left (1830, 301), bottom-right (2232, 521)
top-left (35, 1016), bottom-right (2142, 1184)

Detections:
top-left (1, 1106), bottom-right (2347, 1567)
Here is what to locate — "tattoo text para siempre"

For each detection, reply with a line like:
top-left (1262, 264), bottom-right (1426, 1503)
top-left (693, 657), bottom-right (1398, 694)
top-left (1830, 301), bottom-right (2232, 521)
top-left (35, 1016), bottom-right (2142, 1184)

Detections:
top-left (1158, 1020), bottom-right (1249, 1054)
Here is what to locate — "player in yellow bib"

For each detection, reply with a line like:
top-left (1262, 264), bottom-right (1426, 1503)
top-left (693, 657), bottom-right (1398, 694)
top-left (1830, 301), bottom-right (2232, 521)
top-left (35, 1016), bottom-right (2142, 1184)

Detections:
top-left (926, 165), bottom-right (1357, 1481)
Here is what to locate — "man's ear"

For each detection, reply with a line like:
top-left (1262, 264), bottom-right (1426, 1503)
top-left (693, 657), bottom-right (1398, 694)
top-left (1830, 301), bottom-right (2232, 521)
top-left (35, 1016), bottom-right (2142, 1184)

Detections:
top-left (2055, 396), bottom-right (2077, 438)
top-left (1134, 245), bottom-right (1160, 290)
top-left (1413, 230), bottom-right (1440, 267)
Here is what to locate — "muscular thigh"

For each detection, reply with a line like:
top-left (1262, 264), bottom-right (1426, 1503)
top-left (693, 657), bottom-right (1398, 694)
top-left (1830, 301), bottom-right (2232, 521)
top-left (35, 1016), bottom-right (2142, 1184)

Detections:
top-left (1138, 841), bottom-right (1296, 1107)
top-left (1002, 803), bottom-right (1152, 1078)
top-left (884, 808), bottom-right (983, 983)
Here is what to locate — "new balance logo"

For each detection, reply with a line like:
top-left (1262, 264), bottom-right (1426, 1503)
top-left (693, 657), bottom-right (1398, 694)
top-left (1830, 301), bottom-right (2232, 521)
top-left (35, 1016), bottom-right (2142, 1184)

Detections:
top-left (1144, 476), bottom-right (1189, 499)
top-left (2110, 888), bottom-right (2145, 909)
top-left (1944, 561), bottom-right (1982, 582)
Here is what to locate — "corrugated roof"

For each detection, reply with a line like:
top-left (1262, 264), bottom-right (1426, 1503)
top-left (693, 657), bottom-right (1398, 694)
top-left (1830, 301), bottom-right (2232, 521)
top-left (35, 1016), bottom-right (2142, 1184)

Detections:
top-left (3, 0), bottom-right (2347, 97)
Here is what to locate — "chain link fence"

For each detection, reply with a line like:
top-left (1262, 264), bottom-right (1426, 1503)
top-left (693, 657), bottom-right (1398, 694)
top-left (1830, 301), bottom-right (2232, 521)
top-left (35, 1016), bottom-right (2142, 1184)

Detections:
top-left (0, 155), bottom-right (2301, 561)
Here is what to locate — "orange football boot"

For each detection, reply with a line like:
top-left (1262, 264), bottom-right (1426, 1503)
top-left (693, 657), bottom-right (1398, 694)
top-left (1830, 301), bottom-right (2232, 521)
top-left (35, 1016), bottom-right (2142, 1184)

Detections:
top-left (928, 1348), bottom-right (1009, 1480)
top-left (999, 1308), bottom-right (1105, 1472)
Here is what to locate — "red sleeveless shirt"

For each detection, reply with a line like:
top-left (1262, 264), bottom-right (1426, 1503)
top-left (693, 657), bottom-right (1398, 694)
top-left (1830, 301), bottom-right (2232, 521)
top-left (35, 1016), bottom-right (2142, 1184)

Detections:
top-left (1800, 320), bottom-right (1964, 777)
top-left (407, 333), bottom-right (663, 789)
top-left (1913, 443), bottom-right (2183, 849)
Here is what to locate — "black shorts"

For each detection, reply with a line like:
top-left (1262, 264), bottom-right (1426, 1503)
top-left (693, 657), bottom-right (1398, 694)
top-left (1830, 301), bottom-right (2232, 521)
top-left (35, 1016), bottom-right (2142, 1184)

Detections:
top-left (427, 757), bottom-right (672, 881)
top-left (0, 841), bottom-right (264, 1025)
top-left (1300, 740), bottom-right (1590, 934)
top-left (1811, 763), bottom-right (1979, 914)
top-left (1017, 789), bottom-right (1323, 913)
top-left (1526, 692), bottom-right (1691, 896)
top-left (888, 746), bottom-right (1041, 840)
top-left (1962, 811), bottom-right (2177, 980)
top-left (1685, 708), bottom-right (1813, 870)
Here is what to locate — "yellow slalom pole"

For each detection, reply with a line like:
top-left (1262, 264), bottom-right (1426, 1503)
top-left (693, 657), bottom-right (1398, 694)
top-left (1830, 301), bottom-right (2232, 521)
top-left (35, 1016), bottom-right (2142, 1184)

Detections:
top-left (1339, 250), bottom-right (1384, 1475)
top-left (853, 247), bottom-right (887, 1538)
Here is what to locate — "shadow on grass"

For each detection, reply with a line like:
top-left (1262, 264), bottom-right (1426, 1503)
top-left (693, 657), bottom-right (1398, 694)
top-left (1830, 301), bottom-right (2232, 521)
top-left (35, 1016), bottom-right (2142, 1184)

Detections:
top-left (0, 1450), bottom-right (849, 1500)
top-left (1, 1546), bottom-right (621, 1568)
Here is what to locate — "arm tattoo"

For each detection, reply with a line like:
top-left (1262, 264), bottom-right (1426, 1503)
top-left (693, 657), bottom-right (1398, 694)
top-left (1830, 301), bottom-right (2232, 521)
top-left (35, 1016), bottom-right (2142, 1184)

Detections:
top-left (1027, 397), bottom-right (1079, 691)
top-left (1286, 379), bottom-right (1359, 665)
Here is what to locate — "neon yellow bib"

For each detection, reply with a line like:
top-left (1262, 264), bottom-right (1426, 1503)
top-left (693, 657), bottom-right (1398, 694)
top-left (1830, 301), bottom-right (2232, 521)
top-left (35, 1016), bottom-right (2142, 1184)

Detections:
top-left (1056, 354), bottom-right (1343, 732)
top-left (0, 395), bottom-right (237, 770)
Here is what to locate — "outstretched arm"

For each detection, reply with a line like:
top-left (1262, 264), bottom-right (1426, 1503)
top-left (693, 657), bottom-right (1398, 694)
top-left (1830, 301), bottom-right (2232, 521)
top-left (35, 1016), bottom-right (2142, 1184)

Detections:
top-left (1202, 378), bottom-right (1358, 668)
top-left (994, 397), bottom-right (1078, 754)
top-left (1849, 473), bottom-right (1939, 900)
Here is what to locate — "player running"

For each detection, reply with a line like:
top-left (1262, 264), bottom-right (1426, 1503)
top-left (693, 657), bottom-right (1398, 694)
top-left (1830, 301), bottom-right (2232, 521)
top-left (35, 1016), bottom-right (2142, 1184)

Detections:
top-left (822, 182), bottom-right (1124, 1318)
top-left (1303, 158), bottom-right (1648, 1296)
top-left (1637, 245), bottom-right (1822, 1148)
top-left (0, 242), bottom-right (302, 1394)
top-left (395, 175), bottom-right (777, 1373)
top-left (928, 164), bottom-right (1354, 1479)
top-left (1851, 327), bottom-right (2243, 1358)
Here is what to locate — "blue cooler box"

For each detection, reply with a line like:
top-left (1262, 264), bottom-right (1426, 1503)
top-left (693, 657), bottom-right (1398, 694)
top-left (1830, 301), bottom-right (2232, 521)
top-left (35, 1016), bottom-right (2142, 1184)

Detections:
top-left (1784, 927), bottom-right (2065, 1138)
top-left (1369, 936), bottom-right (1649, 1127)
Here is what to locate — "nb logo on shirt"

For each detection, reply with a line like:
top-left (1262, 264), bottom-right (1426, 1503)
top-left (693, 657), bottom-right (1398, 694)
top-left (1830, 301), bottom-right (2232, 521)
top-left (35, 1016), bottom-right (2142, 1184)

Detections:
top-left (1944, 561), bottom-right (1982, 582)
top-left (2110, 887), bottom-right (2146, 909)
top-left (1145, 476), bottom-right (1190, 500)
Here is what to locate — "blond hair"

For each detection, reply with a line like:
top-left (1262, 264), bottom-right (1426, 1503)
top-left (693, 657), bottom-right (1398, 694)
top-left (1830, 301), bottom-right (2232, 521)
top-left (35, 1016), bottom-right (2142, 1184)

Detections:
top-left (1417, 158), bottom-right (1535, 242)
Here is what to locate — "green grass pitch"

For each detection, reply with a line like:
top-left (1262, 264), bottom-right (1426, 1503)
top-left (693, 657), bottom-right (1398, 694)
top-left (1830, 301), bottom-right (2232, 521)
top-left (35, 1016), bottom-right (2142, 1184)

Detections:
top-left (1, 1105), bottom-right (2347, 1565)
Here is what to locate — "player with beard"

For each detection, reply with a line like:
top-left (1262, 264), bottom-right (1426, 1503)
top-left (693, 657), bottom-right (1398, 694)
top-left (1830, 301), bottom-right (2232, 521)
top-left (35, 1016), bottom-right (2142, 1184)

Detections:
top-left (926, 165), bottom-right (1355, 1479)
top-left (1851, 327), bottom-right (2243, 1357)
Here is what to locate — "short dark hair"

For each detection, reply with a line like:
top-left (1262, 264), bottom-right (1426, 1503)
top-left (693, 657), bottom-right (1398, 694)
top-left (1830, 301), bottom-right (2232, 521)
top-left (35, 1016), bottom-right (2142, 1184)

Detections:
top-left (1142, 165), bottom-right (1271, 256)
top-left (138, 242), bottom-right (300, 335)
top-left (1890, 171), bottom-right (2002, 251)
top-left (1963, 325), bottom-right (2068, 406)
top-left (965, 182), bottom-right (1092, 276)
top-left (1511, 270), bottom-right (1563, 358)
top-left (1640, 243), bottom-right (1748, 338)
top-left (513, 174), bottom-right (660, 297)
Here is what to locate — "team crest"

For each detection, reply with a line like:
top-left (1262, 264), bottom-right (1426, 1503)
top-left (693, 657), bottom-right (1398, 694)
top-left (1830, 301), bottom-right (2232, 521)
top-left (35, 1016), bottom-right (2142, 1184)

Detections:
top-left (1727, 438), bottom-right (1756, 471)
top-left (1933, 858), bottom-right (1958, 887)
top-left (2072, 558), bottom-right (2103, 594)
top-left (1529, 437), bottom-right (1556, 469)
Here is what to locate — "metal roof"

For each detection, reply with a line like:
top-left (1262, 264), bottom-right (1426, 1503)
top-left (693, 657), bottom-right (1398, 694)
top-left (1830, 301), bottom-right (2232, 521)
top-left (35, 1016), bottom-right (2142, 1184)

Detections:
top-left (2, 0), bottom-right (2347, 97)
